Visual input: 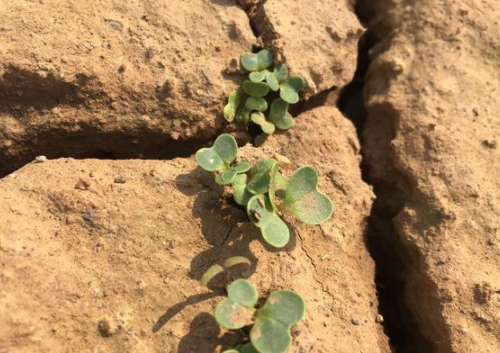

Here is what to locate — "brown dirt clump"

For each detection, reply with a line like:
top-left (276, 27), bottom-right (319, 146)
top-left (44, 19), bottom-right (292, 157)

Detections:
top-left (0, 107), bottom-right (390, 353)
top-left (362, 0), bottom-right (500, 352)
top-left (251, 0), bottom-right (363, 98)
top-left (0, 0), bottom-right (255, 176)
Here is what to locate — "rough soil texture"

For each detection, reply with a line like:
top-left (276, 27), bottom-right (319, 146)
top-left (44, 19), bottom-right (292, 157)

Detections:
top-left (251, 0), bottom-right (363, 97)
top-left (0, 108), bottom-right (390, 353)
top-left (0, 0), bottom-right (362, 178)
top-left (363, 0), bottom-right (500, 352)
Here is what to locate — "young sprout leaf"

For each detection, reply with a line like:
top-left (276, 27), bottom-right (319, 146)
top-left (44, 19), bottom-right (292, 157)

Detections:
top-left (215, 300), bottom-right (255, 329)
top-left (247, 158), bottom-right (278, 195)
top-left (266, 64), bottom-right (288, 92)
top-left (215, 168), bottom-right (237, 185)
top-left (268, 98), bottom-right (293, 130)
top-left (201, 264), bottom-right (225, 286)
top-left (236, 108), bottom-right (251, 124)
top-left (232, 174), bottom-right (252, 206)
top-left (232, 161), bottom-right (252, 174)
top-left (241, 50), bottom-right (274, 72)
top-left (282, 166), bottom-right (334, 224)
top-left (249, 70), bottom-right (268, 83)
top-left (224, 91), bottom-right (240, 122)
top-left (223, 256), bottom-right (251, 269)
top-left (280, 76), bottom-right (305, 104)
top-left (222, 350), bottom-right (240, 353)
top-left (247, 195), bottom-right (290, 248)
top-left (195, 134), bottom-right (238, 171)
top-left (228, 279), bottom-right (258, 307)
top-left (243, 80), bottom-right (270, 98)
top-left (251, 112), bottom-right (275, 134)
top-left (268, 162), bottom-right (280, 210)
top-left (215, 279), bottom-right (258, 329)
top-left (251, 291), bottom-right (305, 353)
top-left (245, 97), bottom-right (268, 112)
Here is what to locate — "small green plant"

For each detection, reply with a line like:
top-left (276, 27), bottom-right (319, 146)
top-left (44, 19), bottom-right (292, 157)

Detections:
top-left (195, 134), bottom-right (334, 248)
top-left (215, 279), bottom-right (305, 353)
top-left (201, 256), bottom-right (252, 289)
top-left (223, 49), bottom-right (305, 134)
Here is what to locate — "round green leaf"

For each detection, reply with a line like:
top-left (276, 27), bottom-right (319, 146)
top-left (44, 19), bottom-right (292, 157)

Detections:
top-left (250, 112), bottom-right (275, 134)
top-left (215, 168), bottom-right (237, 185)
top-left (247, 195), bottom-right (290, 248)
top-left (195, 148), bottom-right (224, 172)
top-left (279, 76), bottom-right (305, 104)
top-left (236, 108), bottom-right (251, 124)
top-left (213, 134), bottom-right (238, 164)
top-left (241, 52), bottom-right (259, 72)
top-left (283, 166), bottom-right (334, 224)
top-left (245, 97), bottom-right (268, 112)
top-left (256, 50), bottom-right (273, 70)
top-left (250, 318), bottom-right (291, 353)
top-left (215, 299), bottom-right (254, 329)
top-left (222, 350), bottom-right (240, 353)
top-left (249, 70), bottom-right (267, 83)
top-left (265, 72), bottom-right (280, 91)
top-left (274, 64), bottom-right (289, 83)
top-left (228, 279), bottom-right (258, 308)
top-left (256, 290), bottom-right (305, 327)
top-left (243, 80), bottom-right (270, 98)
top-left (268, 98), bottom-right (293, 130)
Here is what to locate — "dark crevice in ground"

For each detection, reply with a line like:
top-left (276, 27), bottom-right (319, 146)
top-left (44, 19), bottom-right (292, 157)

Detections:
top-left (338, 3), bottom-right (435, 353)
top-left (0, 128), bottom-right (219, 178)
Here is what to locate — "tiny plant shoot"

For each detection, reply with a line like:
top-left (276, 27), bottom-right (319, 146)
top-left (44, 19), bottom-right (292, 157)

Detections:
top-left (214, 279), bottom-right (305, 353)
top-left (223, 49), bottom-right (305, 134)
top-left (195, 134), bottom-right (334, 248)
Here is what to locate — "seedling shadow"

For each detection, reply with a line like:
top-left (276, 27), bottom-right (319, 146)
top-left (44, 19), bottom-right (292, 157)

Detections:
top-left (177, 312), bottom-right (244, 353)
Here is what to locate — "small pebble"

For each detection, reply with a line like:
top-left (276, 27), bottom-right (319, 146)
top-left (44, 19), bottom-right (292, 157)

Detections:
top-left (34, 155), bottom-right (47, 163)
top-left (114, 176), bottom-right (128, 184)
top-left (98, 318), bottom-right (113, 337)
top-left (482, 140), bottom-right (497, 149)
top-left (351, 317), bottom-right (360, 325)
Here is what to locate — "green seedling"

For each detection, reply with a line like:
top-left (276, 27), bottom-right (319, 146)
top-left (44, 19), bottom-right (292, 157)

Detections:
top-left (195, 134), bottom-right (251, 185)
top-left (224, 91), bottom-right (241, 122)
top-left (195, 134), bottom-right (334, 248)
top-left (214, 279), bottom-right (305, 353)
top-left (201, 256), bottom-right (252, 290)
top-left (223, 50), bottom-right (305, 134)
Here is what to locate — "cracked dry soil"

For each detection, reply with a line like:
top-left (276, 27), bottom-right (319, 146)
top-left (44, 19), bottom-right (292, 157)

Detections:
top-left (1, 0), bottom-right (500, 353)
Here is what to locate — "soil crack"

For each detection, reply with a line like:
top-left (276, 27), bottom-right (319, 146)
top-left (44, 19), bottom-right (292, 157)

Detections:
top-left (337, 2), bottom-right (436, 352)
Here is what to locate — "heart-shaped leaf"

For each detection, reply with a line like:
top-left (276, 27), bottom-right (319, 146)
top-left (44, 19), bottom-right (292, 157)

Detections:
top-left (195, 134), bottom-right (238, 171)
top-left (282, 166), bottom-right (334, 224)
top-left (247, 158), bottom-right (278, 195)
top-left (245, 97), bottom-right (268, 112)
top-left (240, 343), bottom-right (259, 353)
top-left (232, 174), bottom-right (252, 206)
top-left (223, 91), bottom-right (240, 122)
top-left (215, 279), bottom-right (258, 329)
top-left (280, 76), bottom-right (305, 104)
top-left (251, 290), bottom-right (305, 353)
top-left (243, 80), bottom-right (270, 98)
top-left (215, 168), bottom-right (237, 185)
top-left (250, 112), bottom-right (275, 135)
top-left (241, 50), bottom-right (273, 72)
top-left (266, 64), bottom-right (289, 92)
top-left (247, 195), bottom-right (290, 247)
top-left (268, 98), bottom-right (293, 130)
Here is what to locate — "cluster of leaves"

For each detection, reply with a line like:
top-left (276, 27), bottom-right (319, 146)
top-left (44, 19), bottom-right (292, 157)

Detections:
top-left (195, 134), bottom-right (334, 248)
top-left (214, 279), bottom-right (305, 353)
top-left (223, 50), bottom-right (305, 134)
